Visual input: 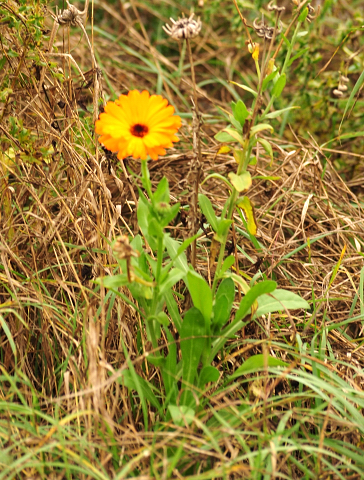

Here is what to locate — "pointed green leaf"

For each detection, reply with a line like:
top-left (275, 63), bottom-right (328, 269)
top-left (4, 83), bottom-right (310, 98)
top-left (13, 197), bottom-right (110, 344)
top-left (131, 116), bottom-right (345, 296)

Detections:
top-left (233, 99), bottom-right (249, 127)
top-left (213, 278), bottom-right (235, 329)
top-left (272, 73), bottom-right (286, 98)
top-left (187, 270), bottom-right (213, 327)
top-left (250, 123), bottom-right (274, 136)
top-left (230, 354), bottom-right (289, 379)
top-left (180, 307), bottom-right (206, 407)
top-left (253, 289), bottom-right (310, 318)
top-left (198, 194), bottom-right (219, 232)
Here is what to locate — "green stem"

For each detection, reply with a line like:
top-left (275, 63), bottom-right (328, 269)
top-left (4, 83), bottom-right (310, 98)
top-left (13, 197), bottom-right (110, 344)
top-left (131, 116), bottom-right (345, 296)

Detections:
top-left (141, 159), bottom-right (153, 199)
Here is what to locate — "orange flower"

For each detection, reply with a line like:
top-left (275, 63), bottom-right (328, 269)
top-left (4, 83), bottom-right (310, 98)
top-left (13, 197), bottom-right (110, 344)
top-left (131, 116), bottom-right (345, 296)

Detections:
top-left (95, 90), bottom-right (182, 160)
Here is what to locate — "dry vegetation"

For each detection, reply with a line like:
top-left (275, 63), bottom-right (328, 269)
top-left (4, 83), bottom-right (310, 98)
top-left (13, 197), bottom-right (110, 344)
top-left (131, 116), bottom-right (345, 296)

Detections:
top-left (1, 0), bottom-right (364, 478)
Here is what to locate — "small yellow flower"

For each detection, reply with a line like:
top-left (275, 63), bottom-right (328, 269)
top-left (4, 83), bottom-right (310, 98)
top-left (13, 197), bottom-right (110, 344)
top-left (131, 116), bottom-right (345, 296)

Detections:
top-left (95, 90), bottom-right (182, 160)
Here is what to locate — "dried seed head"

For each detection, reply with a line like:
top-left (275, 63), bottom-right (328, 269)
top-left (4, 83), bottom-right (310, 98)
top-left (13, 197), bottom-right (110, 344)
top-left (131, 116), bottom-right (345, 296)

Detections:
top-left (267, 1), bottom-right (285, 13)
top-left (163, 14), bottom-right (202, 40)
top-left (306, 3), bottom-right (317, 23)
top-left (253, 17), bottom-right (282, 40)
top-left (113, 235), bottom-right (140, 260)
top-left (333, 88), bottom-right (344, 98)
top-left (57, 1), bottom-right (84, 27)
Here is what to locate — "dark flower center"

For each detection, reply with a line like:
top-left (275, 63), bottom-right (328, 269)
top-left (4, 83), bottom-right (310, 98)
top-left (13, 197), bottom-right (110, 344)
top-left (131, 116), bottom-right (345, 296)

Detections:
top-left (130, 123), bottom-right (149, 138)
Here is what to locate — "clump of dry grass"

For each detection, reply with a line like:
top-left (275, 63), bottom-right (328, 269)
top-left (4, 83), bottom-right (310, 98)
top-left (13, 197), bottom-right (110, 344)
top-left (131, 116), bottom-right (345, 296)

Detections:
top-left (1, 0), bottom-right (364, 478)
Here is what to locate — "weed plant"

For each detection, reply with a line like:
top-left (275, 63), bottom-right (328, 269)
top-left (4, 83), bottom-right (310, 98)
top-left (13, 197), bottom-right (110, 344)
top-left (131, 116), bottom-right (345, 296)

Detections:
top-left (1, 0), bottom-right (364, 479)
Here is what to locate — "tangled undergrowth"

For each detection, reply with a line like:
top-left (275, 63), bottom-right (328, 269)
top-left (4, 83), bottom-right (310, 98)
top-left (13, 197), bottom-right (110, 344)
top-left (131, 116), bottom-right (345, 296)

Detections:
top-left (1, 0), bottom-right (364, 478)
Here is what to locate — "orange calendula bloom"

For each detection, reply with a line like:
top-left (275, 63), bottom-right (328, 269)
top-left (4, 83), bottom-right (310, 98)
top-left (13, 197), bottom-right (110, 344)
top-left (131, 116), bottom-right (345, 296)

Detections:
top-left (95, 90), bottom-right (182, 160)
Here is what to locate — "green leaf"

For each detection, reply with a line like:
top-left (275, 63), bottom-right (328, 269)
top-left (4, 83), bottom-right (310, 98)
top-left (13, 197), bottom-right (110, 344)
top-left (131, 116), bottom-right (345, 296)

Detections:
top-left (215, 219), bottom-right (233, 241)
top-left (97, 274), bottom-right (128, 289)
top-left (262, 70), bottom-right (279, 92)
top-left (229, 81), bottom-right (258, 98)
top-left (198, 194), bottom-right (219, 232)
top-left (215, 131), bottom-right (237, 143)
top-left (164, 289), bottom-right (183, 332)
top-left (230, 354), bottom-right (289, 379)
top-left (153, 176), bottom-right (169, 204)
top-left (120, 370), bottom-right (162, 413)
top-left (257, 138), bottom-right (273, 162)
top-left (148, 217), bottom-right (164, 238)
top-left (340, 70), bottom-right (364, 129)
top-left (263, 106), bottom-right (300, 119)
top-left (162, 326), bottom-right (178, 404)
top-left (213, 278), bottom-right (235, 330)
top-left (223, 127), bottom-right (245, 145)
top-left (220, 255), bottom-right (235, 276)
top-left (253, 289), bottom-right (310, 318)
top-left (168, 405), bottom-right (195, 427)
top-left (159, 268), bottom-right (185, 295)
top-left (187, 271), bottom-right (213, 327)
top-left (298, 6), bottom-right (308, 22)
top-left (234, 280), bottom-right (277, 323)
top-left (237, 196), bottom-right (257, 235)
top-left (159, 202), bottom-right (181, 228)
top-left (272, 73), bottom-right (286, 98)
top-left (180, 307), bottom-right (206, 407)
top-left (199, 366), bottom-right (220, 387)
top-left (228, 171), bottom-right (252, 192)
top-left (250, 123), bottom-right (274, 136)
top-left (233, 99), bottom-right (249, 127)
top-left (165, 236), bottom-right (189, 275)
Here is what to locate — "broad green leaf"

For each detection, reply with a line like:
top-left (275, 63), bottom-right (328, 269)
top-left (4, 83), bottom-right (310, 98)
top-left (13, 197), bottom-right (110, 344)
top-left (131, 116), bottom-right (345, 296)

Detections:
top-left (237, 196), bottom-right (257, 235)
top-left (137, 193), bottom-right (157, 250)
top-left (215, 131), bottom-right (237, 143)
top-left (180, 307), bottom-right (206, 407)
top-left (228, 171), bottom-right (252, 192)
top-left (187, 270), bottom-right (213, 327)
top-left (257, 138), bottom-right (273, 162)
top-left (253, 289), bottom-right (310, 318)
top-left (250, 123), bottom-right (274, 136)
top-left (233, 99), bottom-right (249, 127)
top-left (220, 255), bottom-right (235, 276)
top-left (215, 219), bottom-right (233, 241)
top-left (162, 327), bottom-right (178, 404)
top-left (234, 280), bottom-right (277, 323)
top-left (272, 73), bottom-right (286, 98)
top-left (148, 217), bottom-right (163, 238)
top-left (198, 193), bottom-right (219, 232)
top-left (199, 366), bottom-right (220, 387)
top-left (229, 114), bottom-right (243, 131)
top-left (223, 127), bottom-right (245, 145)
top-left (168, 405), bottom-right (195, 426)
top-left (213, 278), bottom-right (235, 329)
top-left (153, 176), bottom-right (169, 204)
top-left (230, 354), bottom-right (289, 379)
